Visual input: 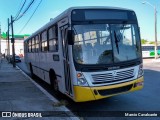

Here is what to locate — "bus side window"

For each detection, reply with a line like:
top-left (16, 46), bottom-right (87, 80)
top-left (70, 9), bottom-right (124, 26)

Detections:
top-left (41, 30), bottom-right (48, 52)
top-left (32, 37), bottom-right (35, 53)
top-left (27, 41), bottom-right (29, 52)
top-left (35, 35), bottom-right (39, 52)
top-left (48, 25), bottom-right (58, 52)
top-left (29, 39), bottom-right (32, 52)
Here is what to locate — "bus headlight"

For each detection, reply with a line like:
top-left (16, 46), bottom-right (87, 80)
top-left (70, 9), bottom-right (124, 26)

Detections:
top-left (78, 78), bottom-right (87, 86)
top-left (137, 64), bottom-right (143, 78)
top-left (77, 73), bottom-right (88, 86)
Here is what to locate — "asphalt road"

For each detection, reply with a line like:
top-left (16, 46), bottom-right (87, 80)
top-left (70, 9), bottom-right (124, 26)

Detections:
top-left (16, 58), bottom-right (160, 120)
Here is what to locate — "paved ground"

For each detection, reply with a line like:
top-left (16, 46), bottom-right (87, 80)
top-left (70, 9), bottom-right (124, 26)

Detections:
top-left (143, 58), bottom-right (160, 64)
top-left (0, 59), bottom-right (79, 120)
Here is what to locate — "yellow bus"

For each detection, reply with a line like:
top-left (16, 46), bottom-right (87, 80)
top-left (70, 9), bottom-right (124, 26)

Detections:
top-left (24, 7), bottom-right (144, 102)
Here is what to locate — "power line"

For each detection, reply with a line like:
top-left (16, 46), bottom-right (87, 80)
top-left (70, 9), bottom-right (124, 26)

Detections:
top-left (5, 0), bottom-right (34, 32)
top-left (14, 0), bottom-right (27, 21)
top-left (14, 0), bottom-right (25, 18)
top-left (14, 0), bottom-right (35, 22)
top-left (14, 0), bottom-right (34, 21)
top-left (19, 0), bottom-right (43, 33)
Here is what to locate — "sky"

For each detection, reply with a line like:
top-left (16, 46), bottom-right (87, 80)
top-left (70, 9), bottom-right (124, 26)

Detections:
top-left (0, 0), bottom-right (159, 41)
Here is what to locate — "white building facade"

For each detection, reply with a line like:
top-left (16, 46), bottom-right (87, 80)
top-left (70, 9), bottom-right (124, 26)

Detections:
top-left (1, 39), bottom-right (24, 56)
top-left (0, 34), bottom-right (30, 57)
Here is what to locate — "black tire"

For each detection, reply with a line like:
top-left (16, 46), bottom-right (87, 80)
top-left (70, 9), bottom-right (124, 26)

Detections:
top-left (29, 63), bottom-right (36, 79)
top-left (49, 70), bottom-right (59, 93)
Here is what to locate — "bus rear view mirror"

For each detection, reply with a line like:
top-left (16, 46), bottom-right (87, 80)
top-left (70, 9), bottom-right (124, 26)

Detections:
top-left (67, 30), bottom-right (74, 45)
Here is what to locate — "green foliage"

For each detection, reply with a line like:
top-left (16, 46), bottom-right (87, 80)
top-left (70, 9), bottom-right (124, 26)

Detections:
top-left (149, 41), bottom-right (155, 44)
top-left (141, 39), bottom-right (148, 44)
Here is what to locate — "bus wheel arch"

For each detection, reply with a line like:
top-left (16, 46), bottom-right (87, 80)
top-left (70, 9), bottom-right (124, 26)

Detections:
top-left (49, 69), bottom-right (59, 92)
top-left (29, 63), bottom-right (36, 79)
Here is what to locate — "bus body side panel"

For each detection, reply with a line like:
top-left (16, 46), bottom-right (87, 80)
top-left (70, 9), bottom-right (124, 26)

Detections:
top-left (46, 52), bottom-right (63, 87)
top-left (34, 52), bottom-right (40, 79)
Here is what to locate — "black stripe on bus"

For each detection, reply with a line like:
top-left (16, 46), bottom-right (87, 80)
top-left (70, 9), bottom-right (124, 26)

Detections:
top-left (56, 74), bottom-right (62, 78)
top-left (32, 65), bottom-right (49, 72)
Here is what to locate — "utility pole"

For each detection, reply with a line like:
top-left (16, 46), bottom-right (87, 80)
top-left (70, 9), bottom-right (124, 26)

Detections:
top-left (11, 15), bottom-right (15, 67)
top-left (154, 6), bottom-right (158, 59)
top-left (6, 32), bottom-right (8, 56)
top-left (8, 18), bottom-right (10, 58)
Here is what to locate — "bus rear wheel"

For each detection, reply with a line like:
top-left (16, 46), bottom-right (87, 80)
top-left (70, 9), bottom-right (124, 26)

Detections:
top-left (29, 63), bottom-right (36, 79)
top-left (49, 70), bottom-right (59, 92)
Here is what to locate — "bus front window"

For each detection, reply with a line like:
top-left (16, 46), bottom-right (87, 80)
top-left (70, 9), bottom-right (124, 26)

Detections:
top-left (111, 24), bottom-right (141, 62)
top-left (72, 23), bottom-right (141, 65)
top-left (73, 24), bottom-right (113, 64)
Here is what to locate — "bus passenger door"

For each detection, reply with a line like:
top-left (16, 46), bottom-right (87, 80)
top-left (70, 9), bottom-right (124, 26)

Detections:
top-left (58, 19), bottom-right (73, 96)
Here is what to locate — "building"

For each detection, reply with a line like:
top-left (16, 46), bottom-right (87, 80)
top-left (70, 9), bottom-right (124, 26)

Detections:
top-left (0, 32), bottom-right (30, 57)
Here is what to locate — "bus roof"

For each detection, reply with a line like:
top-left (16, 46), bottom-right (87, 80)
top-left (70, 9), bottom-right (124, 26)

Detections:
top-left (24, 6), bottom-right (134, 42)
top-left (67, 6), bottom-right (133, 11)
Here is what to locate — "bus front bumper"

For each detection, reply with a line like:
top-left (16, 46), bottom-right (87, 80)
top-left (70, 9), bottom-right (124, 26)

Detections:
top-left (73, 76), bottom-right (144, 102)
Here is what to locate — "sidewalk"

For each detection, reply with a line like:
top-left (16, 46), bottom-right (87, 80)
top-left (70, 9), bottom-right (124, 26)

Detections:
top-left (143, 58), bottom-right (160, 64)
top-left (143, 58), bottom-right (160, 71)
top-left (143, 58), bottom-right (160, 66)
top-left (0, 59), bottom-right (78, 120)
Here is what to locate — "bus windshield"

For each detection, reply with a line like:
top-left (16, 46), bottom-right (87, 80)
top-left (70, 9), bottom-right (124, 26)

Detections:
top-left (73, 23), bottom-right (141, 65)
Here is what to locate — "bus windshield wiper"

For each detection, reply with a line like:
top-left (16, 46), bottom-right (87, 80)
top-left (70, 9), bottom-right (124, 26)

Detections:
top-left (114, 30), bottom-right (120, 54)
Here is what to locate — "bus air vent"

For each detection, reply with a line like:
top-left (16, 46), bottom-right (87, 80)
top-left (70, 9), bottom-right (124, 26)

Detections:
top-left (92, 69), bottom-right (134, 85)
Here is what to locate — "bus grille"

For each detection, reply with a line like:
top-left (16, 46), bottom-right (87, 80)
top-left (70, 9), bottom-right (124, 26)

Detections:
top-left (92, 69), bottom-right (134, 84)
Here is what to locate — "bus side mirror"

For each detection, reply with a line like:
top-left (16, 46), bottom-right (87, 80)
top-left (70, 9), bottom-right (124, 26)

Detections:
top-left (67, 30), bottom-right (74, 45)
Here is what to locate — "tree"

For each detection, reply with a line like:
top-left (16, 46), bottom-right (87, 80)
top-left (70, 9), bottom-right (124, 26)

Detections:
top-left (149, 41), bottom-right (155, 44)
top-left (141, 39), bottom-right (148, 44)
